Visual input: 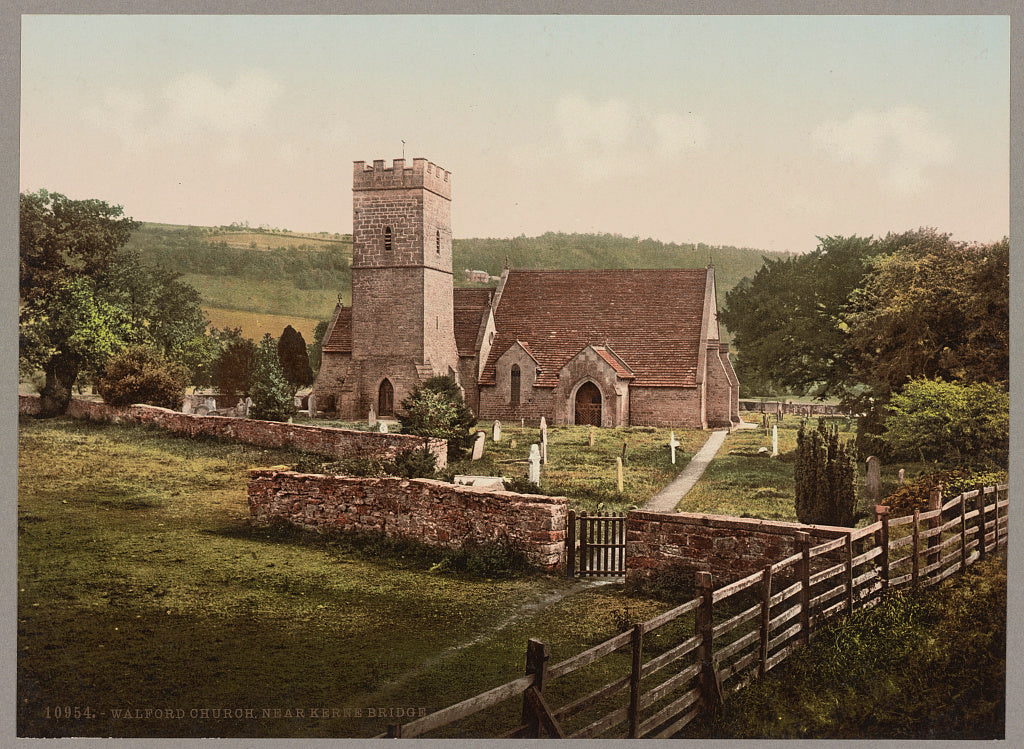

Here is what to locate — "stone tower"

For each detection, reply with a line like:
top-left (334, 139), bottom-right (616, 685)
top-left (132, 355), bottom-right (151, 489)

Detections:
top-left (349, 158), bottom-right (459, 416)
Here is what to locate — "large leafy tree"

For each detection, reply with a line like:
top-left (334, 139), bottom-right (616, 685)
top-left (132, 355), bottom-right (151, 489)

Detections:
top-left (720, 235), bottom-right (882, 398)
top-left (20, 191), bottom-right (138, 416)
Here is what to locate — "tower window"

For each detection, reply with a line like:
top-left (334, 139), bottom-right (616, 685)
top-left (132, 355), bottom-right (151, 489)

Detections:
top-left (384, 226), bottom-right (392, 252)
top-left (436, 229), bottom-right (441, 254)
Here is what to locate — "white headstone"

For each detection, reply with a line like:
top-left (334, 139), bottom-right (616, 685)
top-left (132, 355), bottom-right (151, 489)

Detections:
top-left (669, 431), bottom-right (680, 464)
top-left (772, 425), bottom-right (778, 457)
top-left (616, 456), bottom-right (624, 493)
top-left (528, 444), bottom-right (541, 485)
top-left (866, 456), bottom-right (881, 505)
top-left (492, 420), bottom-right (501, 442)
top-left (539, 416), bottom-right (547, 432)
top-left (378, 422), bottom-right (388, 433)
top-left (307, 393), bottom-right (316, 417)
top-left (472, 431), bottom-right (486, 460)
top-left (588, 425), bottom-right (595, 447)
top-left (898, 468), bottom-right (905, 486)
top-left (368, 405), bottom-right (377, 428)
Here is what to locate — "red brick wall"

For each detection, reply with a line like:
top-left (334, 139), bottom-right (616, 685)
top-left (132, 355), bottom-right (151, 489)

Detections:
top-left (627, 386), bottom-right (704, 428)
top-left (20, 395), bottom-right (447, 468)
top-left (248, 470), bottom-right (567, 570)
top-left (626, 510), bottom-right (850, 588)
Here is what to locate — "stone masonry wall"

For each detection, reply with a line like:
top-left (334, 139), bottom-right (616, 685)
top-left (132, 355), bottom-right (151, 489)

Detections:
top-left (19, 395), bottom-right (447, 468)
top-left (626, 510), bottom-right (851, 588)
top-left (627, 386), bottom-right (704, 428)
top-left (248, 470), bottom-right (567, 570)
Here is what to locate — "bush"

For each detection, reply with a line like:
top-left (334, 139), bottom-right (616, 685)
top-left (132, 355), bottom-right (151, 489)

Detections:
top-left (884, 378), bottom-right (1008, 467)
top-left (249, 334), bottom-right (296, 421)
top-left (795, 419), bottom-right (857, 526)
top-left (96, 346), bottom-right (187, 410)
top-left (398, 375), bottom-right (476, 461)
top-left (883, 467), bottom-right (1009, 517)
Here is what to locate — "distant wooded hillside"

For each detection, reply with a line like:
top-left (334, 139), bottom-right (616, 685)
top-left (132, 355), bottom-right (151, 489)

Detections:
top-left (125, 222), bottom-right (791, 339)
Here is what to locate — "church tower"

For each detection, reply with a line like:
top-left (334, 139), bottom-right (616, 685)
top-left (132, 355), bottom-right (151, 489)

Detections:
top-left (349, 158), bottom-right (459, 416)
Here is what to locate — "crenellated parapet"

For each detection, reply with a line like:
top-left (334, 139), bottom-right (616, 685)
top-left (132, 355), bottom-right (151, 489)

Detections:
top-left (353, 158), bottom-right (451, 199)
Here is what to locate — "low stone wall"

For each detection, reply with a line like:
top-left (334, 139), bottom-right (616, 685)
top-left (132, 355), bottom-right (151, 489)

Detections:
top-left (247, 470), bottom-right (567, 571)
top-left (626, 510), bottom-right (851, 588)
top-left (19, 395), bottom-right (447, 468)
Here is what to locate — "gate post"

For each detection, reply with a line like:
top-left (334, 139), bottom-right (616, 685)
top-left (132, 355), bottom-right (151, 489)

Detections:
top-left (796, 532), bottom-right (811, 645)
top-left (876, 506), bottom-right (890, 592)
top-left (579, 511), bottom-right (589, 577)
top-left (567, 509), bottom-right (576, 578)
top-left (695, 571), bottom-right (721, 714)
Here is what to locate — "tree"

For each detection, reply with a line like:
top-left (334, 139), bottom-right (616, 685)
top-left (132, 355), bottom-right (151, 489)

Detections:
top-left (845, 230), bottom-right (1009, 393)
top-left (884, 379), bottom-right (1009, 468)
top-left (794, 420), bottom-right (857, 527)
top-left (398, 375), bottom-right (476, 461)
top-left (95, 346), bottom-right (188, 410)
top-left (212, 328), bottom-right (257, 397)
top-left (308, 318), bottom-right (331, 376)
top-left (720, 235), bottom-right (883, 398)
top-left (19, 191), bottom-right (139, 415)
top-left (277, 324), bottom-right (313, 392)
top-left (248, 334), bottom-right (296, 421)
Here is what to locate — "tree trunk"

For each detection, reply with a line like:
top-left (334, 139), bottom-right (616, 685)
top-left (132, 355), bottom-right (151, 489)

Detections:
top-left (38, 356), bottom-right (80, 417)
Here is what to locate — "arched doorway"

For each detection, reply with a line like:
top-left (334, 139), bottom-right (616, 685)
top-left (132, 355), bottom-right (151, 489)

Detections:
top-left (574, 382), bottom-right (602, 426)
top-left (378, 379), bottom-right (394, 417)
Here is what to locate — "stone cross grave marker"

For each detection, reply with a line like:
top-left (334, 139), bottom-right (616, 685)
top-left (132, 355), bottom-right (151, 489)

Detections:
top-left (669, 432), bottom-right (680, 464)
top-left (616, 457), bottom-right (624, 493)
top-left (528, 444), bottom-right (541, 485)
top-left (492, 420), bottom-right (501, 442)
top-left (865, 456), bottom-right (881, 506)
top-left (772, 425), bottom-right (778, 457)
top-left (368, 405), bottom-right (377, 428)
top-left (472, 431), bottom-right (486, 460)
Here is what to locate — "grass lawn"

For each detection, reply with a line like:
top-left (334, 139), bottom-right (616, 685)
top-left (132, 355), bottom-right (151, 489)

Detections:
top-left (17, 417), bottom-right (675, 739)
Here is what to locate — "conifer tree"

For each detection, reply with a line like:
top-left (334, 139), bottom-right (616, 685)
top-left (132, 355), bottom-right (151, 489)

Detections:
top-left (795, 419), bottom-right (857, 526)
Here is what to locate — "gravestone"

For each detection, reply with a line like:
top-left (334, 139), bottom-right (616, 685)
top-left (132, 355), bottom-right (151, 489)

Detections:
top-left (669, 432), bottom-right (680, 464)
top-left (368, 405), bottom-right (377, 428)
top-left (205, 397), bottom-right (217, 412)
top-left (182, 399), bottom-right (193, 415)
top-left (492, 420), bottom-right (501, 442)
top-left (528, 445), bottom-right (541, 485)
top-left (471, 431), bottom-right (486, 460)
top-left (898, 468), bottom-right (905, 486)
top-left (244, 397), bottom-right (253, 418)
top-left (378, 422), bottom-right (388, 433)
top-left (510, 439), bottom-right (517, 449)
top-left (588, 425), bottom-right (595, 447)
top-left (307, 394), bottom-right (316, 417)
top-left (540, 418), bottom-right (548, 464)
top-left (865, 456), bottom-right (881, 506)
top-left (621, 441), bottom-right (628, 465)
top-left (772, 425), bottom-right (778, 457)
top-left (616, 457), bottom-right (624, 493)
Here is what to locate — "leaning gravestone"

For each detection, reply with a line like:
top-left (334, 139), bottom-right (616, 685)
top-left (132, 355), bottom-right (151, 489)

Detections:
top-left (865, 456), bottom-right (881, 506)
top-left (492, 420), bottom-right (501, 442)
top-left (472, 431), bottom-right (486, 460)
top-left (528, 444), bottom-right (541, 485)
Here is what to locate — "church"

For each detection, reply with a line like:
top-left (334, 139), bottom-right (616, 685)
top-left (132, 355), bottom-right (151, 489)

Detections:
top-left (311, 158), bottom-right (740, 429)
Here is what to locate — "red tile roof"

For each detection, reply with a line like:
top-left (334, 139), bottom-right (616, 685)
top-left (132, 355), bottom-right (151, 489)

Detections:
top-left (480, 269), bottom-right (709, 387)
top-left (321, 304), bottom-right (352, 353)
top-left (453, 288), bottom-right (493, 356)
top-left (592, 345), bottom-right (635, 379)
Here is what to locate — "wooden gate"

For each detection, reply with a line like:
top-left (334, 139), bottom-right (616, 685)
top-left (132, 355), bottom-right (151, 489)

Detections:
top-left (567, 510), bottom-right (626, 577)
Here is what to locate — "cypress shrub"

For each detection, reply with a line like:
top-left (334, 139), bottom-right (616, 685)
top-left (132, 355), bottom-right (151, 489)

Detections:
top-left (795, 419), bottom-right (857, 526)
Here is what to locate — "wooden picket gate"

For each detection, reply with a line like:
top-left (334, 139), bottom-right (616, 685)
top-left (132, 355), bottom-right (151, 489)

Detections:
top-left (567, 510), bottom-right (627, 577)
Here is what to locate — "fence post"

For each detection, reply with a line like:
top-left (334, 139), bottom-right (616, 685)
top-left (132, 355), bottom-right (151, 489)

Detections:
top-left (959, 490), bottom-right (968, 571)
top-left (911, 508), bottom-right (920, 588)
top-left (628, 622), bottom-right (645, 738)
top-left (567, 509), bottom-right (576, 578)
top-left (994, 486), bottom-right (1002, 551)
top-left (796, 532), bottom-right (811, 645)
top-left (975, 485), bottom-right (986, 561)
top-left (695, 571), bottom-right (721, 714)
top-left (844, 533), bottom-right (854, 615)
top-left (579, 511), bottom-right (589, 577)
top-left (521, 638), bottom-right (549, 738)
top-left (758, 564), bottom-right (772, 679)
top-left (876, 505), bottom-right (890, 592)
top-left (927, 485), bottom-right (943, 569)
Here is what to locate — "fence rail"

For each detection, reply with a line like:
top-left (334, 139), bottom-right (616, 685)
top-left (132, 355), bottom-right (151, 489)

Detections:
top-left (377, 484), bottom-right (1008, 739)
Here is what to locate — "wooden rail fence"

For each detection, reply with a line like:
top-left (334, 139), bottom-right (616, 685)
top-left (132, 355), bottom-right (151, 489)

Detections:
top-left (378, 484), bottom-right (1008, 739)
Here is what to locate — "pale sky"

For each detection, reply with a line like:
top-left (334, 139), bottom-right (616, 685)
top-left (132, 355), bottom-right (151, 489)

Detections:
top-left (20, 14), bottom-right (1010, 253)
